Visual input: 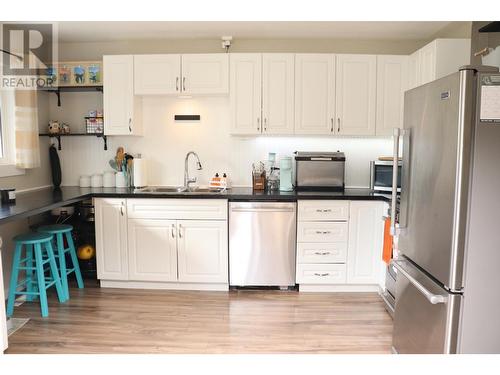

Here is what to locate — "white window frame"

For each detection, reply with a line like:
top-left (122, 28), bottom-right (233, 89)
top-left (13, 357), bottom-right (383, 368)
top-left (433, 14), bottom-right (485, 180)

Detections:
top-left (0, 90), bottom-right (25, 177)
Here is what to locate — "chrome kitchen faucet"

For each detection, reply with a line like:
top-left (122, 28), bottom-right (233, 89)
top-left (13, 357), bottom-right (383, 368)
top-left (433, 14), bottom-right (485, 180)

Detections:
top-left (184, 151), bottom-right (203, 189)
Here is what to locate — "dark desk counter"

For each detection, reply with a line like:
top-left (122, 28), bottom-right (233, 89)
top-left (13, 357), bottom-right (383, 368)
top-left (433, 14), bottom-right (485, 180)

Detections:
top-left (0, 186), bottom-right (390, 224)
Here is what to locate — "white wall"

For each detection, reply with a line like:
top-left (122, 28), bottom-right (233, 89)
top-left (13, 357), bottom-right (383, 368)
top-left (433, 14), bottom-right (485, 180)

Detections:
top-left (52, 95), bottom-right (392, 188)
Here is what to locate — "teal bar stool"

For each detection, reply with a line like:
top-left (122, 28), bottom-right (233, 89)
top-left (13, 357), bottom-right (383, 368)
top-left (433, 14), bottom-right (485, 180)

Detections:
top-left (7, 232), bottom-right (66, 318)
top-left (38, 224), bottom-right (84, 300)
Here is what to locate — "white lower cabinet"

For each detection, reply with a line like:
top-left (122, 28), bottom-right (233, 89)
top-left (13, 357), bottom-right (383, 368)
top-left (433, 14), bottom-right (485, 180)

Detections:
top-left (296, 200), bottom-right (385, 292)
top-left (177, 220), bottom-right (228, 283)
top-left (95, 198), bottom-right (129, 280)
top-left (95, 198), bottom-right (229, 290)
top-left (346, 201), bottom-right (385, 284)
top-left (128, 219), bottom-right (177, 282)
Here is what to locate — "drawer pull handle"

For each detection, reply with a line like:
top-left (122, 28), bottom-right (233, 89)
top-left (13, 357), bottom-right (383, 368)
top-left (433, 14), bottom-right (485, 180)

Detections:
top-left (171, 224), bottom-right (176, 238)
top-left (314, 273), bottom-right (330, 277)
top-left (315, 231), bottom-right (331, 235)
top-left (314, 251), bottom-right (331, 255)
top-left (316, 209), bottom-right (332, 213)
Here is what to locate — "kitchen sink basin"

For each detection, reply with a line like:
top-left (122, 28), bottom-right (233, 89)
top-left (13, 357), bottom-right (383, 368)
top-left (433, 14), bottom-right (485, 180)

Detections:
top-left (136, 186), bottom-right (223, 194)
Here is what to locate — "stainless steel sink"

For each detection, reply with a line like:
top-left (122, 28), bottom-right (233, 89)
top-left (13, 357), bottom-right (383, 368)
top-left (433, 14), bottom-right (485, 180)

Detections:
top-left (136, 186), bottom-right (223, 194)
top-left (136, 186), bottom-right (186, 193)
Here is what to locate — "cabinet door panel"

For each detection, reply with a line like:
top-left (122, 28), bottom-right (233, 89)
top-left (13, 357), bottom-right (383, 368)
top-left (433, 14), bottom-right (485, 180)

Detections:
top-left (347, 201), bottom-right (385, 284)
top-left (336, 54), bottom-right (376, 135)
top-left (182, 54), bottom-right (229, 95)
top-left (128, 219), bottom-right (177, 282)
top-left (230, 53), bottom-right (262, 135)
top-left (95, 198), bottom-right (128, 280)
top-left (103, 55), bottom-right (134, 135)
top-left (408, 50), bottom-right (420, 90)
top-left (419, 41), bottom-right (437, 86)
top-left (177, 220), bottom-right (228, 283)
top-left (262, 54), bottom-right (294, 135)
top-left (134, 54), bottom-right (181, 95)
top-left (294, 54), bottom-right (335, 135)
top-left (376, 55), bottom-right (409, 136)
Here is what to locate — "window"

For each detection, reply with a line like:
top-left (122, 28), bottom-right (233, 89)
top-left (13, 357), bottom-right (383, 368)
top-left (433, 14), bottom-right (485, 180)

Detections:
top-left (0, 90), bottom-right (25, 177)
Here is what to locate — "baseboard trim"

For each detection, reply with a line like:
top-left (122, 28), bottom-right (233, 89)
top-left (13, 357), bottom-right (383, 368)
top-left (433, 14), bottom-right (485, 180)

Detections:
top-left (298, 284), bottom-right (380, 292)
top-left (100, 280), bottom-right (229, 291)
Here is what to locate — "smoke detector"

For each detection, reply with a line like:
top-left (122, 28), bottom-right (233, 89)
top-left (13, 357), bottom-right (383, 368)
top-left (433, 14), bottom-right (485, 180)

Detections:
top-left (221, 36), bottom-right (232, 52)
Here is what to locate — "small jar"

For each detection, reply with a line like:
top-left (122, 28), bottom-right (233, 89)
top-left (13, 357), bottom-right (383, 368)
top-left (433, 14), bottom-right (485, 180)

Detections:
top-left (91, 174), bottom-right (103, 188)
top-left (79, 175), bottom-right (91, 188)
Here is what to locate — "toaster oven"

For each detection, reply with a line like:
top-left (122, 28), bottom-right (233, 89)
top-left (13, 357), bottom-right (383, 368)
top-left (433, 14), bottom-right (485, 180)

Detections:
top-left (294, 151), bottom-right (345, 191)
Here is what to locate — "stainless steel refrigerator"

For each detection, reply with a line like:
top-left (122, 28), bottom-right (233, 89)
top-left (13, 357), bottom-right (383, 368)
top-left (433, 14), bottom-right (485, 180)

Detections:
top-left (391, 65), bottom-right (500, 354)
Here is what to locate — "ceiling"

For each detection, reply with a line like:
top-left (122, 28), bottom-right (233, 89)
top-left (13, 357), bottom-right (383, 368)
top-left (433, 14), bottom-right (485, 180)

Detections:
top-left (57, 21), bottom-right (454, 43)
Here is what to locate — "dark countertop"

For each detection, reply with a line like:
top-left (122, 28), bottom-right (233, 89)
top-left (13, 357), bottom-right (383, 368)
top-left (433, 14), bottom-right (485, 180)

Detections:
top-left (0, 186), bottom-right (390, 225)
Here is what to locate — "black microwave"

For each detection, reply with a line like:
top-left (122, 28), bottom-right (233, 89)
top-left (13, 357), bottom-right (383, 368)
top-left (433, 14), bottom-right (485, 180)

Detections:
top-left (370, 161), bottom-right (401, 193)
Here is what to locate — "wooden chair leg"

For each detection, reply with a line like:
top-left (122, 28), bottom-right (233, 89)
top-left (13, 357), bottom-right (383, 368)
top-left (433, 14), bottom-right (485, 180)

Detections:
top-left (33, 243), bottom-right (49, 318)
top-left (66, 232), bottom-right (84, 289)
top-left (45, 241), bottom-right (66, 303)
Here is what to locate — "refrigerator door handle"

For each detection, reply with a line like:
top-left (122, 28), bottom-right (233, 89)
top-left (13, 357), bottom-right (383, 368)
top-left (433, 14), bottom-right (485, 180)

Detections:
top-left (390, 128), bottom-right (401, 236)
top-left (393, 260), bottom-right (447, 305)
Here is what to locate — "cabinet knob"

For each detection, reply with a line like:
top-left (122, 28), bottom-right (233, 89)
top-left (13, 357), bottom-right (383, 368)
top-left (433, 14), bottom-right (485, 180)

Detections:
top-left (264, 118), bottom-right (267, 132)
top-left (176, 77), bottom-right (179, 91)
top-left (171, 224), bottom-right (176, 238)
top-left (128, 118), bottom-right (132, 133)
top-left (182, 77), bottom-right (186, 91)
top-left (337, 118), bottom-right (341, 133)
top-left (330, 118), bottom-right (334, 133)
top-left (178, 224), bottom-right (183, 238)
top-left (257, 117), bottom-right (261, 132)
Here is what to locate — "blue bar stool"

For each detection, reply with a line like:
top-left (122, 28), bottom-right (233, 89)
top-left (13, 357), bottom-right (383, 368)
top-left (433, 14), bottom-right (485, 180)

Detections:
top-left (7, 232), bottom-right (66, 318)
top-left (38, 224), bottom-right (84, 300)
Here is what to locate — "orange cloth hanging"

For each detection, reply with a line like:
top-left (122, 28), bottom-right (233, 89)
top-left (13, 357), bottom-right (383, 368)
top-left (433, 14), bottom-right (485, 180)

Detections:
top-left (382, 217), bottom-right (393, 264)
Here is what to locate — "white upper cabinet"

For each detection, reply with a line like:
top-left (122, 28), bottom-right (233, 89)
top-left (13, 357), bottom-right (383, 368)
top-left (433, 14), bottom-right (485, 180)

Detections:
top-left (103, 55), bottom-right (143, 136)
top-left (127, 219), bottom-right (178, 282)
top-left (95, 198), bottom-right (129, 281)
top-left (134, 54), bottom-right (181, 95)
top-left (261, 54), bottom-right (295, 135)
top-left (230, 53), bottom-right (262, 135)
top-left (408, 50), bottom-right (420, 91)
top-left (181, 54), bottom-right (229, 95)
top-left (376, 55), bottom-right (409, 136)
top-left (294, 54), bottom-right (335, 135)
top-left (408, 38), bottom-right (471, 90)
top-left (335, 54), bottom-right (377, 136)
top-left (177, 220), bottom-right (228, 283)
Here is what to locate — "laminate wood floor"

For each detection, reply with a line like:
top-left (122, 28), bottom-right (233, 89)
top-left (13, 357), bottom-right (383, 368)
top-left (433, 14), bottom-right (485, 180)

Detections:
top-left (6, 282), bottom-right (393, 354)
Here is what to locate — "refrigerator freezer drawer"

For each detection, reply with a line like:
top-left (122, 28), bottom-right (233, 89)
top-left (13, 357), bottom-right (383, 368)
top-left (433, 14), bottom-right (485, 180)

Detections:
top-left (392, 259), bottom-right (461, 354)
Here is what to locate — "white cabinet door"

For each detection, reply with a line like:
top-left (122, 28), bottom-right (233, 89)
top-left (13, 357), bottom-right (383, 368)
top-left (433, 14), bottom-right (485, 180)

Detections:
top-left (103, 55), bottom-right (142, 136)
top-left (294, 54), bottom-right (335, 135)
top-left (261, 54), bottom-right (295, 135)
top-left (419, 41), bottom-right (437, 86)
top-left (336, 54), bottom-right (377, 136)
top-left (347, 201), bottom-right (385, 284)
top-left (134, 54), bottom-right (181, 95)
top-left (230, 53), bottom-right (262, 135)
top-left (376, 55), bottom-right (409, 136)
top-left (181, 54), bottom-right (229, 95)
top-left (128, 219), bottom-right (178, 282)
top-left (177, 220), bottom-right (228, 283)
top-left (95, 198), bottom-right (129, 280)
top-left (408, 50), bottom-right (420, 90)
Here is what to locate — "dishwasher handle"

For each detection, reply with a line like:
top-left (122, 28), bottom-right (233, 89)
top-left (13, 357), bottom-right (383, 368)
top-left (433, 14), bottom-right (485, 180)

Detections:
top-left (231, 207), bottom-right (295, 213)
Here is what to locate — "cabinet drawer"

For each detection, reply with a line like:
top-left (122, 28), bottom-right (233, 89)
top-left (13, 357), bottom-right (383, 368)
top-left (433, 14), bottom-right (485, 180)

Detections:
top-left (298, 200), bottom-right (349, 221)
top-left (297, 242), bottom-right (347, 264)
top-left (296, 264), bottom-right (346, 284)
top-left (127, 199), bottom-right (228, 220)
top-left (297, 222), bottom-right (348, 243)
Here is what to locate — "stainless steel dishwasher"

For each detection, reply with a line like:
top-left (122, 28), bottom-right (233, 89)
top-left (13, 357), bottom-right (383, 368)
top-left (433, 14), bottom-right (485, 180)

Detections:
top-left (229, 201), bottom-right (296, 287)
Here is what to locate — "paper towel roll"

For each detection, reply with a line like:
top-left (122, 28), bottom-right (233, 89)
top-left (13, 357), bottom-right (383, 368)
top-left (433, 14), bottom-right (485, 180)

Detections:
top-left (133, 158), bottom-right (148, 188)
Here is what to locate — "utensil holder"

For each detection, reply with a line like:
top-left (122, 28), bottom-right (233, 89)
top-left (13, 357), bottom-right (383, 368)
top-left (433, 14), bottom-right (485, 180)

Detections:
top-left (115, 171), bottom-right (127, 188)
